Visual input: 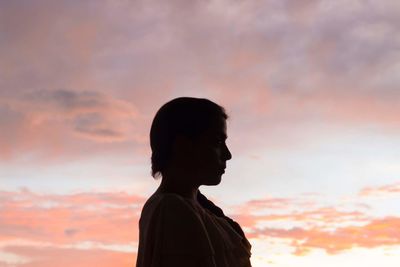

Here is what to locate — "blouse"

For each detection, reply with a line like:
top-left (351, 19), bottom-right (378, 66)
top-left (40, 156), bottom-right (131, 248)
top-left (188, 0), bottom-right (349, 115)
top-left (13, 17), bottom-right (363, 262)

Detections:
top-left (136, 192), bottom-right (252, 267)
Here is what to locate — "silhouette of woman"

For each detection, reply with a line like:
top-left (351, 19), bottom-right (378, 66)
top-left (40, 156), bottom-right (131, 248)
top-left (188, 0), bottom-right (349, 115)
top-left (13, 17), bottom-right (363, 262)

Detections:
top-left (136, 97), bottom-right (252, 267)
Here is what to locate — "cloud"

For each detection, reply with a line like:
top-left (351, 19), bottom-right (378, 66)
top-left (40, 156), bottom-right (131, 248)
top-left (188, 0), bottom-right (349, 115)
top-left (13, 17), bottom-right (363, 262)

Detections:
top-left (1, 0), bottom-right (399, 160)
top-left (0, 89), bottom-right (147, 160)
top-left (250, 216), bottom-right (400, 255)
top-left (232, 196), bottom-right (370, 230)
top-left (229, 193), bottom-right (399, 255)
top-left (1, 245), bottom-right (136, 267)
top-left (359, 182), bottom-right (400, 198)
top-left (21, 88), bottom-right (142, 142)
top-left (0, 189), bottom-right (145, 245)
top-left (0, 189), bottom-right (145, 266)
top-left (1, 188), bottom-right (399, 263)
top-left (3, 0), bottom-right (399, 96)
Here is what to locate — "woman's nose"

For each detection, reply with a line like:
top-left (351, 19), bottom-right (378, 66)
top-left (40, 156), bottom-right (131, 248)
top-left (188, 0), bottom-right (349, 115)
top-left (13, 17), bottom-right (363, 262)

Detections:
top-left (224, 145), bottom-right (232, 161)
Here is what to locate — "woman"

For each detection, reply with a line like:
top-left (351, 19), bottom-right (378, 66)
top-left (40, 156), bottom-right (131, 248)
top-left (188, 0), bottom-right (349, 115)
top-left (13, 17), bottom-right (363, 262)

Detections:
top-left (136, 97), bottom-right (252, 267)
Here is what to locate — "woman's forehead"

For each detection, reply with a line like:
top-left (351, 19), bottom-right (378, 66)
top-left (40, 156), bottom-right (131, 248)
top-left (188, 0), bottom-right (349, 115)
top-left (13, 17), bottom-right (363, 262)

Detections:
top-left (205, 118), bottom-right (227, 137)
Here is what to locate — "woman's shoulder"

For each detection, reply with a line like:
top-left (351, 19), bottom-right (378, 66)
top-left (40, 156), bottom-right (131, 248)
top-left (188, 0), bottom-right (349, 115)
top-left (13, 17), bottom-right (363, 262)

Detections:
top-left (144, 192), bottom-right (195, 209)
top-left (139, 192), bottom-right (214, 256)
top-left (140, 192), bottom-right (200, 223)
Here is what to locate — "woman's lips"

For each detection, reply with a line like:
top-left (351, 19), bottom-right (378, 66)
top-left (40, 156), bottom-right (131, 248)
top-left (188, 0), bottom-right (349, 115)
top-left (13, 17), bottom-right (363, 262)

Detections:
top-left (218, 165), bottom-right (226, 174)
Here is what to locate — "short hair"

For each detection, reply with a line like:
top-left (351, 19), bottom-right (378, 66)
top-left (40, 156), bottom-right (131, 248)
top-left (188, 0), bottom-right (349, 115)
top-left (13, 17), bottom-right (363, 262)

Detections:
top-left (149, 97), bottom-right (229, 179)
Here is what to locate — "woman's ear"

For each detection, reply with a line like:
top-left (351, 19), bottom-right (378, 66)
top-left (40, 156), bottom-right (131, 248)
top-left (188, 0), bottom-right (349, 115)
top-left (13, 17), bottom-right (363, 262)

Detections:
top-left (171, 135), bottom-right (194, 157)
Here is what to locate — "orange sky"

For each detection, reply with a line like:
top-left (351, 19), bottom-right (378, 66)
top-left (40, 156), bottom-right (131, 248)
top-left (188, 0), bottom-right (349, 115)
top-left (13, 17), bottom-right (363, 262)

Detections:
top-left (1, 184), bottom-right (400, 266)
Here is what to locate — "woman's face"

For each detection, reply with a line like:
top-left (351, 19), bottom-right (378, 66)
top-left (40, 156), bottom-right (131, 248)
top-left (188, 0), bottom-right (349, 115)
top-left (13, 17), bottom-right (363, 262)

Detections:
top-left (191, 117), bottom-right (232, 186)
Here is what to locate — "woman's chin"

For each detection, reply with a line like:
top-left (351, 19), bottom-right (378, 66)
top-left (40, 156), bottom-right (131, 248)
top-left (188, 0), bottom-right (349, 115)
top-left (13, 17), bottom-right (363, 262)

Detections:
top-left (202, 174), bottom-right (222, 186)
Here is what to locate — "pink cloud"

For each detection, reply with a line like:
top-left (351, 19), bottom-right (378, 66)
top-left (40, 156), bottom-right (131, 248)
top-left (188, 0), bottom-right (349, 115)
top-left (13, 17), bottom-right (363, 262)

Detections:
top-left (0, 89), bottom-right (147, 160)
top-left (2, 246), bottom-right (136, 267)
top-left (1, 0), bottom-right (399, 162)
top-left (233, 206), bottom-right (369, 230)
top-left (359, 182), bottom-right (400, 198)
top-left (250, 216), bottom-right (400, 255)
top-left (0, 190), bottom-right (145, 245)
top-left (2, 188), bottom-right (399, 262)
top-left (0, 189), bottom-right (145, 266)
top-left (230, 194), bottom-right (398, 255)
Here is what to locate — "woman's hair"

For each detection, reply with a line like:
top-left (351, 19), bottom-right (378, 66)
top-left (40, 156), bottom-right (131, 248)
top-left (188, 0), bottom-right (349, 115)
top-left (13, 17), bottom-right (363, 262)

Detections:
top-left (150, 97), bottom-right (228, 179)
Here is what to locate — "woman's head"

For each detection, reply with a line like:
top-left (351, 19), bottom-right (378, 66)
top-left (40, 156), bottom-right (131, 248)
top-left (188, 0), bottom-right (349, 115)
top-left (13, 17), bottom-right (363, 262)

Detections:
top-left (150, 97), bottom-right (231, 184)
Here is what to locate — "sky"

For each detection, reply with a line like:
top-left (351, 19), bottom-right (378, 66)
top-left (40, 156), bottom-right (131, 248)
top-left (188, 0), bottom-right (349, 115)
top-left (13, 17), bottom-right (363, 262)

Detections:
top-left (1, 0), bottom-right (399, 266)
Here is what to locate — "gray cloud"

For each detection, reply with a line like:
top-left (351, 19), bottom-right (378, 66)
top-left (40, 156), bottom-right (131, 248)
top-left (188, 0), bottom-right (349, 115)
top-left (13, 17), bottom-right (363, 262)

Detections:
top-left (64, 228), bottom-right (79, 237)
top-left (0, 89), bottom-right (143, 160)
top-left (26, 89), bottom-right (107, 110)
top-left (74, 112), bottom-right (124, 139)
top-left (2, 0), bottom-right (398, 97)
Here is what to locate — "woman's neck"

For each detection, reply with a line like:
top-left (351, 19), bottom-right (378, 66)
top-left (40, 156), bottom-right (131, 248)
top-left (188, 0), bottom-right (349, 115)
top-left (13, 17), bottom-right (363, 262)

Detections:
top-left (156, 177), bottom-right (199, 201)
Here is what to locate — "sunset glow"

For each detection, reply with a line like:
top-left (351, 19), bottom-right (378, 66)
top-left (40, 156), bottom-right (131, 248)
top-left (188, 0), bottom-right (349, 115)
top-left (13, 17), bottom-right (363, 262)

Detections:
top-left (1, 0), bottom-right (399, 266)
